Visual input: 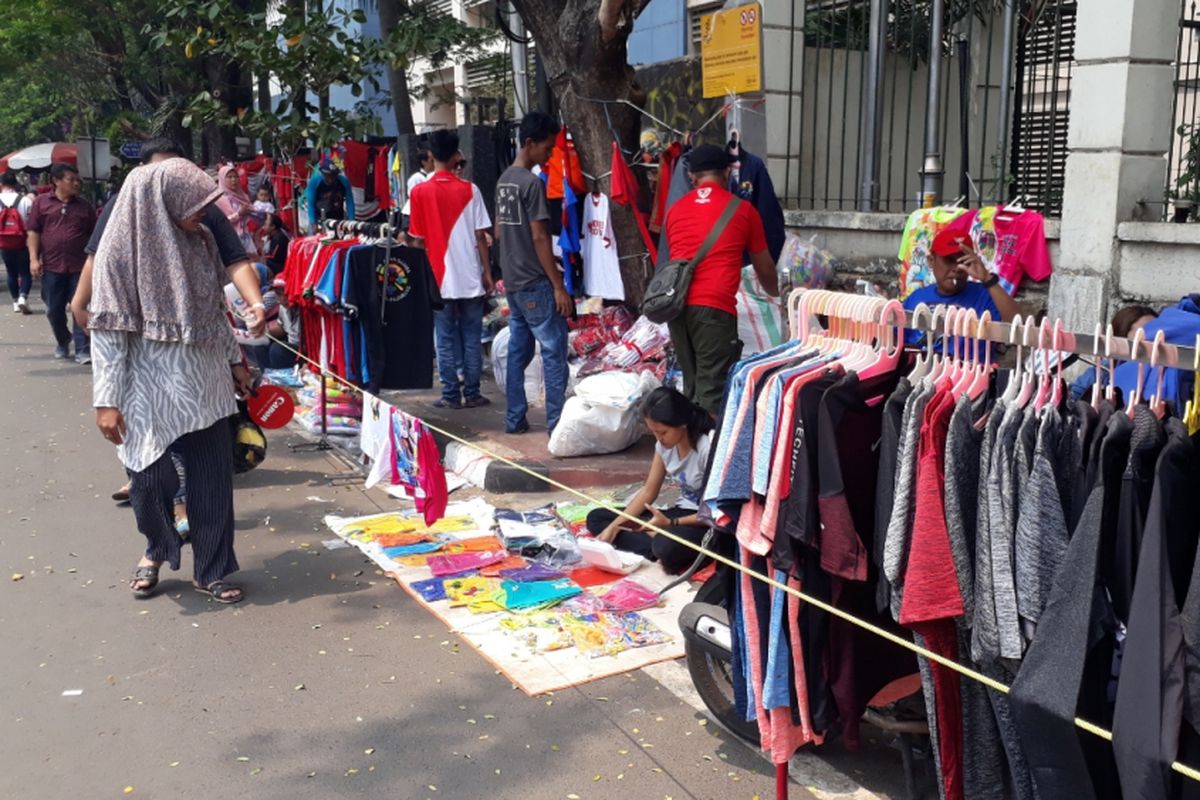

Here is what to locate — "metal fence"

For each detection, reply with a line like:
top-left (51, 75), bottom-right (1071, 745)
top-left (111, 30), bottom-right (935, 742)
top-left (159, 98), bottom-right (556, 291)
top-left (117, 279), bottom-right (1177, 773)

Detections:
top-left (1168, 0), bottom-right (1200, 217)
top-left (787, 0), bottom-right (1076, 217)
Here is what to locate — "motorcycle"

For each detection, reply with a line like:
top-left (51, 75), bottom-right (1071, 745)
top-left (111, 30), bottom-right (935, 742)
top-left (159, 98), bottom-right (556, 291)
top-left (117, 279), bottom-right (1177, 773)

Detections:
top-left (662, 526), bottom-right (759, 743)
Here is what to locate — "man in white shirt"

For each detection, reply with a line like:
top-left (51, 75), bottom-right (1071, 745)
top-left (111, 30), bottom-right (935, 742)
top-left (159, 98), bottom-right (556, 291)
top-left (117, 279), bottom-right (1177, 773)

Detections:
top-left (0, 171), bottom-right (33, 313)
top-left (400, 145), bottom-right (435, 219)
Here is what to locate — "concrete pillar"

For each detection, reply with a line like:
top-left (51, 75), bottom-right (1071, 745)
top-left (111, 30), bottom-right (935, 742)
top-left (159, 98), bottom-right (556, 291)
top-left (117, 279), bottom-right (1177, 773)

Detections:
top-left (1051, 0), bottom-right (1177, 330)
top-left (762, 0), bottom-right (805, 208)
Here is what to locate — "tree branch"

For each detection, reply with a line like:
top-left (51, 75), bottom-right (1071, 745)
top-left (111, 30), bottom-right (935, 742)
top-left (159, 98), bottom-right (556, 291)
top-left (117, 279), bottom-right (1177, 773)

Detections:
top-left (597, 0), bottom-right (626, 43)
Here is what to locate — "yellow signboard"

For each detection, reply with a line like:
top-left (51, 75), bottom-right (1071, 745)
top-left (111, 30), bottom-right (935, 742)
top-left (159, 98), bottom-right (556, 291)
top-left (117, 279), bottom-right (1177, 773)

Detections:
top-left (700, 2), bottom-right (763, 99)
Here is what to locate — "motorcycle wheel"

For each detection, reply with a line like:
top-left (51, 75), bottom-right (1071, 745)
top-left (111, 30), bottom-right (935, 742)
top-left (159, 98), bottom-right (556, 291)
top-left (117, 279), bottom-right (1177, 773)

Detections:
top-left (684, 570), bottom-right (758, 744)
top-left (685, 639), bottom-right (761, 744)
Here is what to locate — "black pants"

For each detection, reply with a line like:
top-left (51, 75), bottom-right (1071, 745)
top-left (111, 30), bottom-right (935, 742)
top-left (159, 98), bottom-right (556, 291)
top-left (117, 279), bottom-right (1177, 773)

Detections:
top-left (129, 418), bottom-right (237, 587)
top-left (40, 270), bottom-right (87, 354)
top-left (1, 247), bottom-right (31, 300)
top-left (585, 506), bottom-right (710, 575)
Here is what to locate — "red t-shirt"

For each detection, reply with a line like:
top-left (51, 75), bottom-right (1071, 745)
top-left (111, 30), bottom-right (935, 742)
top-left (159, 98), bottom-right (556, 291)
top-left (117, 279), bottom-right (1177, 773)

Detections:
top-left (664, 181), bottom-right (767, 315)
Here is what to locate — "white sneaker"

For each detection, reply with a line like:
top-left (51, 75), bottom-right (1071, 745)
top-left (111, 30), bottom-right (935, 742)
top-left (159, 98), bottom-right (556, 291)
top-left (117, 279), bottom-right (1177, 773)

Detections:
top-left (16, 295), bottom-right (28, 314)
top-left (11, 301), bottom-right (17, 313)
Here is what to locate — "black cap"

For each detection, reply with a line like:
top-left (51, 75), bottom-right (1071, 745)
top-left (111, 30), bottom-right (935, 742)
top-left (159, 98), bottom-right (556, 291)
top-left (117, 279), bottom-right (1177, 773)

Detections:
top-left (688, 144), bottom-right (734, 173)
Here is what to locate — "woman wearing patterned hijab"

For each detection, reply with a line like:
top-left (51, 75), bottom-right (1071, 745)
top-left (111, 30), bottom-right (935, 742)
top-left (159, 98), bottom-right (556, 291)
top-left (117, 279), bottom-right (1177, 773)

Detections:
top-left (90, 158), bottom-right (267, 604)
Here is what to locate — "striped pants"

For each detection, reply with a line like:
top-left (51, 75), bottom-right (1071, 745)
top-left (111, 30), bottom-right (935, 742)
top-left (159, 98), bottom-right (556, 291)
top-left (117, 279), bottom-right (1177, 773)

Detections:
top-left (129, 418), bottom-right (238, 587)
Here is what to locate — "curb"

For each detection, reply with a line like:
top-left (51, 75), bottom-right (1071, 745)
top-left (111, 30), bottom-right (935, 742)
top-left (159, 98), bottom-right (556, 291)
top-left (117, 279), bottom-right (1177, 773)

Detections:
top-left (439, 438), bottom-right (551, 494)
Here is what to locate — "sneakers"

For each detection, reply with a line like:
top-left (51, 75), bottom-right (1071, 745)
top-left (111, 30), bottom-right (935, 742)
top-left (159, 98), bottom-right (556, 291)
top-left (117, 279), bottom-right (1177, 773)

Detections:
top-left (432, 398), bottom-right (463, 410)
top-left (11, 301), bottom-right (18, 313)
top-left (53, 346), bottom-right (69, 360)
top-left (463, 396), bottom-right (491, 408)
top-left (16, 295), bottom-right (29, 314)
top-left (75, 353), bottom-right (91, 366)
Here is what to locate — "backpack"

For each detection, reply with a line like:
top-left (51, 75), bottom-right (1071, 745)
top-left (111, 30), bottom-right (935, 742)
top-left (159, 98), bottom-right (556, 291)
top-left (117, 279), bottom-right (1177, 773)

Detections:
top-left (0, 195), bottom-right (25, 250)
top-left (640, 197), bottom-right (742, 324)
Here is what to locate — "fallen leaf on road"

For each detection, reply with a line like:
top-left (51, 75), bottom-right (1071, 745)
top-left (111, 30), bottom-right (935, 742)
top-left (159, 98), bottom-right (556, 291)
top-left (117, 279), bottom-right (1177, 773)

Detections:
top-left (11, 573), bottom-right (23, 581)
top-left (294, 684), bottom-right (305, 691)
top-left (169, 762), bottom-right (180, 767)
top-left (364, 748), bottom-right (375, 755)
top-left (251, 768), bottom-right (262, 775)
top-left (236, 757), bottom-right (250, 762)
top-left (123, 787), bottom-right (134, 795)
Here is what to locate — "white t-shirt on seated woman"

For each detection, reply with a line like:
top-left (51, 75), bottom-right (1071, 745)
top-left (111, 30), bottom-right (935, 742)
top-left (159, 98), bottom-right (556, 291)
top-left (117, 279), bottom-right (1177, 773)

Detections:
top-left (655, 431), bottom-right (713, 511)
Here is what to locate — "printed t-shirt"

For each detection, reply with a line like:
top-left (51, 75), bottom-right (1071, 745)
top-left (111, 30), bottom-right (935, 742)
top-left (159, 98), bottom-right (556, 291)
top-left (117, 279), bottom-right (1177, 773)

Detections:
top-left (407, 170), bottom-right (491, 299)
top-left (581, 193), bottom-right (624, 300)
top-left (966, 206), bottom-right (1052, 296)
top-left (663, 181), bottom-right (768, 316)
top-left (495, 165), bottom-right (552, 291)
top-left (656, 431), bottom-right (713, 510)
top-left (361, 393), bottom-right (394, 489)
top-left (343, 244), bottom-right (435, 392)
top-left (897, 207), bottom-right (968, 299)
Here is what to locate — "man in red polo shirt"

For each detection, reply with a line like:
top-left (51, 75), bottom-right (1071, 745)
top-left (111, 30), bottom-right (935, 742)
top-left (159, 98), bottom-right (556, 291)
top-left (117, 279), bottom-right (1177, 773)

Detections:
top-left (408, 128), bottom-right (494, 409)
top-left (663, 144), bottom-right (778, 415)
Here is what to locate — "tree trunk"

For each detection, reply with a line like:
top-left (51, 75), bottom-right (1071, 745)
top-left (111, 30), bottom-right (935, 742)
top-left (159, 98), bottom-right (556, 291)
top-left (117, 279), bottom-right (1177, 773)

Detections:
top-left (377, 0), bottom-right (417, 136)
top-left (508, 0), bottom-right (652, 306)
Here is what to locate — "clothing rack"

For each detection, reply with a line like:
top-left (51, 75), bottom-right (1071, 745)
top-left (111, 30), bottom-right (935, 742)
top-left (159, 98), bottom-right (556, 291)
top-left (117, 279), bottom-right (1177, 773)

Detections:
top-left (321, 218), bottom-right (401, 239)
top-left (787, 288), bottom-right (1200, 370)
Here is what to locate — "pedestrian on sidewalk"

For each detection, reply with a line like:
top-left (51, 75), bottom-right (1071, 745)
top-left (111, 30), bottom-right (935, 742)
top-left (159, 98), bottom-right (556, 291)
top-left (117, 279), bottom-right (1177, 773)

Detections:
top-left (27, 162), bottom-right (94, 363)
top-left (89, 158), bottom-right (267, 605)
top-left (408, 128), bottom-right (494, 410)
top-left (495, 111), bottom-right (572, 435)
top-left (0, 171), bottom-right (33, 314)
top-left (662, 144), bottom-right (778, 416)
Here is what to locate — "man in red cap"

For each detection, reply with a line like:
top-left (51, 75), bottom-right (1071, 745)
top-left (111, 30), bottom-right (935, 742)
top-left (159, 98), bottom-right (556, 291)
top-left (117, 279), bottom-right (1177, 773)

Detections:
top-left (902, 226), bottom-right (1021, 340)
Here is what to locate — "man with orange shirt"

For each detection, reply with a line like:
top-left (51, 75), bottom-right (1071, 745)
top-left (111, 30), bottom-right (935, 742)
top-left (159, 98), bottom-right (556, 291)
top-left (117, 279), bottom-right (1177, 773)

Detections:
top-left (663, 144), bottom-right (778, 415)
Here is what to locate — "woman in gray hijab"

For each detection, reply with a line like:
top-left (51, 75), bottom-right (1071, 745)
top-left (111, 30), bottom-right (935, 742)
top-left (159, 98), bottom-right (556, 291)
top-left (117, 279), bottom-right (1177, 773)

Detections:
top-left (89, 158), bottom-right (267, 604)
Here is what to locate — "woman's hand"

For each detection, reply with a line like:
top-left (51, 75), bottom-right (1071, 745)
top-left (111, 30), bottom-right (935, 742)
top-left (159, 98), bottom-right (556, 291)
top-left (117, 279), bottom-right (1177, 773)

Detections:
top-left (231, 364), bottom-right (255, 397)
top-left (598, 523), bottom-right (621, 544)
top-left (643, 506), bottom-right (670, 536)
top-left (96, 407), bottom-right (127, 445)
top-left (244, 304), bottom-right (267, 336)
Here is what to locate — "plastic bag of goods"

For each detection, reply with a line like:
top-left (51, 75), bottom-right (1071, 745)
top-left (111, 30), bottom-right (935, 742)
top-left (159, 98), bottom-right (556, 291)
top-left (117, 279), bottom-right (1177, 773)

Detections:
top-left (548, 370), bottom-right (660, 457)
top-left (491, 326), bottom-right (545, 407)
top-left (736, 265), bottom-right (786, 356)
top-left (777, 234), bottom-right (834, 293)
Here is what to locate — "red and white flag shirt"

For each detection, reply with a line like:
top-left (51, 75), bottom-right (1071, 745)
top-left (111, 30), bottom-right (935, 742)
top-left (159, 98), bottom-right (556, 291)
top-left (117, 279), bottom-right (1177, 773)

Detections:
top-left (408, 171), bottom-right (492, 299)
top-left (582, 192), bottom-right (624, 301)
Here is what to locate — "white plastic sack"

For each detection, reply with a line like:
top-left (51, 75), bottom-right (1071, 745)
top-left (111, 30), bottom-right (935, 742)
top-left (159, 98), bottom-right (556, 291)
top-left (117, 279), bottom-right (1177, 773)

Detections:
top-left (548, 371), bottom-right (660, 457)
top-left (735, 265), bottom-right (786, 356)
top-left (491, 326), bottom-right (545, 407)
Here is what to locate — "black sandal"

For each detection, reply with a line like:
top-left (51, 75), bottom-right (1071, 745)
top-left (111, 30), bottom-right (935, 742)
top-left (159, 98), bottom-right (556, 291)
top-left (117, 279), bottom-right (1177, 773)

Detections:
top-left (195, 580), bottom-right (244, 604)
top-left (130, 565), bottom-right (159, 598)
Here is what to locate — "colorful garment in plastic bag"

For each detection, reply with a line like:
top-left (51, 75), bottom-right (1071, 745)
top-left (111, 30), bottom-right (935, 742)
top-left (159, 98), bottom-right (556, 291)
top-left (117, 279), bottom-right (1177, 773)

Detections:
top-left (597, 579), bottom-right (661, 613)
top-left (427, 550), bottom-right (509, 577)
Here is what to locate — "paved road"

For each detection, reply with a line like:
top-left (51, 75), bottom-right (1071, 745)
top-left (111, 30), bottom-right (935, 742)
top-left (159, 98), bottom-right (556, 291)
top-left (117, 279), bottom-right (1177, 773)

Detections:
top-left (0, 299), bottom-right (910, 800)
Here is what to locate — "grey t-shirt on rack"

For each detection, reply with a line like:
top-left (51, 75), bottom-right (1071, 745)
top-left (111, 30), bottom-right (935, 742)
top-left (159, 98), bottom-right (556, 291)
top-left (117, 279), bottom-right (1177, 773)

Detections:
top-left (495, 165), bottom-right (551, 292)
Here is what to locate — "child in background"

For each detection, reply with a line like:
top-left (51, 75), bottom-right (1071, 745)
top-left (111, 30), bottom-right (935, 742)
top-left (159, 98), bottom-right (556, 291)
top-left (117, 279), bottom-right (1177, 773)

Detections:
top-left (252, 185), bottom-right (276, 226)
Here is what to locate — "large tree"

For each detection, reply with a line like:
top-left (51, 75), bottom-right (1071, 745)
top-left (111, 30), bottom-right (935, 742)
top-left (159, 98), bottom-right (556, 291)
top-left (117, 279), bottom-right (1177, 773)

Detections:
top-left (508, 0), bottom-right (653, 304)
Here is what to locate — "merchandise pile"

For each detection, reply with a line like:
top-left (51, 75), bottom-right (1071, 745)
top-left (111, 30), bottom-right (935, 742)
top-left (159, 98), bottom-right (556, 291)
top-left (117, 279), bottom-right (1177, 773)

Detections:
top-left (295, 372), bottom-right (362, 437)
top-left (325, 499), bottom-right (684, 679)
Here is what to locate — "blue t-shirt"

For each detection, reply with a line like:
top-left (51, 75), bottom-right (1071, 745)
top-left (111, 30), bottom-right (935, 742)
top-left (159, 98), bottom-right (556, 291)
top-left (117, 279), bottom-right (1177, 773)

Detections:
top-left (902, 282), bottom-right (1001, 347)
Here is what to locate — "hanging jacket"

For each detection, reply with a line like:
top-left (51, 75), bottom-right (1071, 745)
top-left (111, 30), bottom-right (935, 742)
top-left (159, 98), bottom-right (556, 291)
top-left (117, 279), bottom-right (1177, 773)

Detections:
top-left (732, 147), bottom-right (786, 263)
top-left (1113, 295), bottom-right (1200, 413)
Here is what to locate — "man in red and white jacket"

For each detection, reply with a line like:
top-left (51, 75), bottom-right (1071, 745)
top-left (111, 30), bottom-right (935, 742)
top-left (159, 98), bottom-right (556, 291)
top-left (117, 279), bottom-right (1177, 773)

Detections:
top-left (407, 128), bottom-right (494, 409)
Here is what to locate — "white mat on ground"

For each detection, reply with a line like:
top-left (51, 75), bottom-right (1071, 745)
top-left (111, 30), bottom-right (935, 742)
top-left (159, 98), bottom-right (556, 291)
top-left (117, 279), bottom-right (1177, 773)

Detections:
top-left (324, 500), bottom-right (690, 695)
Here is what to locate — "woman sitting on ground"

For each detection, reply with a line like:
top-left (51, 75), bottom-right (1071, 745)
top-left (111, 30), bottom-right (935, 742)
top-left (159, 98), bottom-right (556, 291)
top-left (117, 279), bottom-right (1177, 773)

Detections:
top-left (585, 387), bottom-right (713, 574)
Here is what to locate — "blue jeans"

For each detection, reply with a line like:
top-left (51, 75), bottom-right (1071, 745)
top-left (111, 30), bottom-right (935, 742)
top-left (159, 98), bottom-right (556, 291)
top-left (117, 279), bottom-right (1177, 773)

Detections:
top-left (41, 270), bottom-right (87, 355)
top-left (434, 296), bottom-right (485, 403)
top-left (505, 279), bottom-right (568, 432)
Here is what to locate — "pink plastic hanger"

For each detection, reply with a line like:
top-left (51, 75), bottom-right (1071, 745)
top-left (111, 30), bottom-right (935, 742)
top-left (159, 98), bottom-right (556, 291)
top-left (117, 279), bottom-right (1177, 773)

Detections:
top-left (1126, 327), bottom-right (1148, 417)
